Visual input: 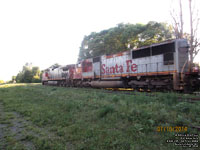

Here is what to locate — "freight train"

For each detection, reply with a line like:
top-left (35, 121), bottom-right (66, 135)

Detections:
top-left (42, 39), bottom-right (200, 92)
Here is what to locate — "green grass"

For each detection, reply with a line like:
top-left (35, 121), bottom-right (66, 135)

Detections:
top-left (0, 83), bottom-right (199, 150)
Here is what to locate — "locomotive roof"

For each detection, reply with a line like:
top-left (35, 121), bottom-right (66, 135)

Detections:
top-left (131, 39), bottom-right (180, 51)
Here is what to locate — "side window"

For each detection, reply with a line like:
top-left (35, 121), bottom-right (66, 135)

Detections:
top-left (93, 57), bottom-right (100, 62)
top-left (152, 42), bottom-right (175, 56)
top-left (132, 48), bottom-right (150, 59)
top-left (163, 53), bottom-right (174, 65)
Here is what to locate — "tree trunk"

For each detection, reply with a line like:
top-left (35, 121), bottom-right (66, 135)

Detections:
top-left (179, 0), bottom-right (184, 38)
top-left (189, 0), bottom-right (194, 71)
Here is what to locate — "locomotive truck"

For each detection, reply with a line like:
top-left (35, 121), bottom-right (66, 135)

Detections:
top-left (42, 39), bottom-right (200, 92)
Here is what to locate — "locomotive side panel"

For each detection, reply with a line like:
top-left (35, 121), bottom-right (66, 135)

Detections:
top-left (177, 39), bottom-right (189, 73)
top-left (100, 42), bottom-right (177, 79)
top-left (101, 51), bottom-right (133, 78)
top-left (82, 58), bottom-right (94, 79)
top-left (131, 41), bottom-right (176, 76)
top-left (73, 63), bottom-right (82, 80)
top-left (133, 55), bottom-right (174, 75)
top-left (48, 68), bottom-right (63, 80)
top-left (93, 59), bottom-right (101, 78)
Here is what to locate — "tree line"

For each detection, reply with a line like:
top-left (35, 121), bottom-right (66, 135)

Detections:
top-left (12, 63), bottom-right (42, 83)
top-left (11, 63), bottom-right (61, 83)
top-left (78, 21), bottom-right (173, 61)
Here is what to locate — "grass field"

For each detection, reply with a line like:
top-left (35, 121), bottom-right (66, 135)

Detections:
top-left (0, 83), bottom-right (199, 150)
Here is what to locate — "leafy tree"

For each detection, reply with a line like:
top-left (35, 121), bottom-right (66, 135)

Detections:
top-left (31, 67), bottom-right (41, 83)
top-left (16, 71), bottom-right (23, 83)
top-left (78, 21), bottom-right (173, 60)
top-left (12, 76), bottom-right (16, 83)
top-left (23, 69), bottom-right (32, 83)
top-left (12, 76), bottom-right (16, 81)
top-left (32, 75), bottom-right (41, 83)
top-left (15, 63), bottom-right (42, 83)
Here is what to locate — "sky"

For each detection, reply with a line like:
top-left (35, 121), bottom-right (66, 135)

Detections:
top-left (0, 0), bottom-right (199, 81)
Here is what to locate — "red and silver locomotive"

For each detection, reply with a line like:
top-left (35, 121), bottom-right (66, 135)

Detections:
top-left (42, 39), bottom-right (200, 92)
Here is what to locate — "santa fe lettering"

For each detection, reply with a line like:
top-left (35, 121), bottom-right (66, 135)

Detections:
top-left (101, 60), bottom-right (137, 74)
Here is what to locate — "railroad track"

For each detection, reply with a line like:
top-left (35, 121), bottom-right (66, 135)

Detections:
top-left (102, 88), bottom-right (200, 102)
top-left (50, 85), bottom-right (200, 102)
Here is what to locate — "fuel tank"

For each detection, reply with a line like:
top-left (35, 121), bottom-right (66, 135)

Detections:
top-left (91, 81), bottom-right (124, 88)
